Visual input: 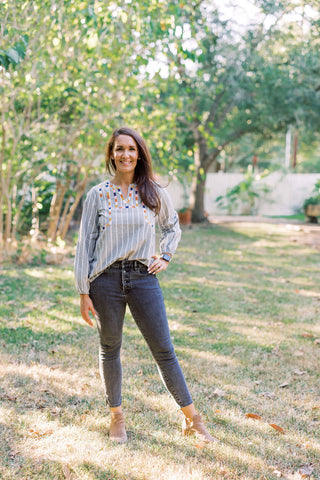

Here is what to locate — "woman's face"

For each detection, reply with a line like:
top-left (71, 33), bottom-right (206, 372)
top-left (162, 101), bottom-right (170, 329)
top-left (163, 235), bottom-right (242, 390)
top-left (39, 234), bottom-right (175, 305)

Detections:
top-left (112, 134), bottom-right (139, 174)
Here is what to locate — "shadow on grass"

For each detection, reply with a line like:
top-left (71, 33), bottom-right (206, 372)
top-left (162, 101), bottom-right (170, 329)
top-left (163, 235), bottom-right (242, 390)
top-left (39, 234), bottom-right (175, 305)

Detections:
top-left (1, 224), bottom-right (319, 479)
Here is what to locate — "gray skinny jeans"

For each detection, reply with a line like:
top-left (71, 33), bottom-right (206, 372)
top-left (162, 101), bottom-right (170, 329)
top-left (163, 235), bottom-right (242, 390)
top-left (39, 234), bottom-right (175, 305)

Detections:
top-left (89, 260), bottom-right (193, 408)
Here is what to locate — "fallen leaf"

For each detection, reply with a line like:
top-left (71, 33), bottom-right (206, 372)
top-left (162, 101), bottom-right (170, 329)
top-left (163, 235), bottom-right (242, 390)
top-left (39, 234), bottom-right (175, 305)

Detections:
top-left (269, 424), bottom-right (285, 434)
top-left (28, 428), bottom-right (53, 438)
top-left (9, 449), bottom-right (20, 460)
top-left (293, 370), bottom-right (307, 376)
top-left (195, 441), bottom-right (205, 449)
top-left (301, 332), bottom-right (314, 338)
top-left (246, 413), bottom-right (262, 420)
top-left (297, 463), bottom-right (314, 478)
top-left (218, 468), bottom-right (229, 476)
top-left (279, 382), bottom-right (290, 388)
top-left (312, 406), bottom-right (320, 410)
top-left (272, 470), bottom-right (283, 477)
top-left (260, 391), bottom-right (276, 399)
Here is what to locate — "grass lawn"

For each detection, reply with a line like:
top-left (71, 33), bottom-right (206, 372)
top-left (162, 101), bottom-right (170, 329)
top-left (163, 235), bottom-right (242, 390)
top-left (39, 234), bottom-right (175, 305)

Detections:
top-left (0, 222), bottom-right (319, 480)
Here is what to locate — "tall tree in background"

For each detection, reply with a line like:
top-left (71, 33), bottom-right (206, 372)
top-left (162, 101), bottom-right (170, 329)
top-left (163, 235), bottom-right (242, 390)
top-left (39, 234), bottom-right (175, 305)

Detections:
top-left (150, 0), bottom-right (320, 221)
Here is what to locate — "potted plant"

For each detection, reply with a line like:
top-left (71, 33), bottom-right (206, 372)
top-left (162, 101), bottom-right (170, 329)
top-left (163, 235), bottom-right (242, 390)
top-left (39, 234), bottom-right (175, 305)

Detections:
top-left (178, 206), bottom-right (192, 225)
top-left (303, 180), bottom-right (320, 223)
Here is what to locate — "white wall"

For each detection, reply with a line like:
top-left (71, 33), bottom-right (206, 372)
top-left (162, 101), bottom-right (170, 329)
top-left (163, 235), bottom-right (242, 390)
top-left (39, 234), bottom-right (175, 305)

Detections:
top-left (165, 173), bottom-right (320, 216)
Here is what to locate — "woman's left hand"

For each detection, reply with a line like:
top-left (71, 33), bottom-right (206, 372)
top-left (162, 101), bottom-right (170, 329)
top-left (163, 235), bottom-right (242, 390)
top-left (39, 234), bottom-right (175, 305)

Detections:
top-left (148, 255), bottom-right (170, 274)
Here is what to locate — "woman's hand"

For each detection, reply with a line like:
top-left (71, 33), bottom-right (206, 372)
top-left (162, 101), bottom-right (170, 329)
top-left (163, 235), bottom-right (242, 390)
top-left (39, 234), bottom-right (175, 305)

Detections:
top-left (80, 294), bottom-right (96, 327)
top-left (148, 255), bottom-right (170, 275)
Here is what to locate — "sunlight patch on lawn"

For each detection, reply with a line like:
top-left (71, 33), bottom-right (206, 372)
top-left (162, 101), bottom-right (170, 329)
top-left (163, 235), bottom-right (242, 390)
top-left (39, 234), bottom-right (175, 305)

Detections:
top-left (1, 362), bottom-right (101, 396)
top-left (228, 325), bottom-right (287, 345)
top-left (18, 417), bottom-right (209, 480)
top-left (187, 349), bottom-right (239, 366)
top-left (24, 267), bottom-right (74, 280)
top-left (251, 239), bottom-right (280, 248)
top-left (296, 288), bottom-right (320, 298)
top-left (24, 269), bottom-right (50, 279)
top-left (141, 393), bottom-right (179, 415)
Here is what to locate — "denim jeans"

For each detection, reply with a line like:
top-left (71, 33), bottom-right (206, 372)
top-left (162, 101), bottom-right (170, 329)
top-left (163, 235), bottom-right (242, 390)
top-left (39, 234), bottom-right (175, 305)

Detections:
top-left (89, 260), bottom-right (193, 408)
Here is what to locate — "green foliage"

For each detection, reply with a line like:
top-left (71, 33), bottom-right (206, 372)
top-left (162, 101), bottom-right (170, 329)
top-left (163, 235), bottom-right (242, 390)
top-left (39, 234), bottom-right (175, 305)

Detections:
top-left (0, 34), bottom-right (28, 68)
top-left (216, 167), bottom-right (271, 214)
top-left (303, 179), bottom-right (320, 209)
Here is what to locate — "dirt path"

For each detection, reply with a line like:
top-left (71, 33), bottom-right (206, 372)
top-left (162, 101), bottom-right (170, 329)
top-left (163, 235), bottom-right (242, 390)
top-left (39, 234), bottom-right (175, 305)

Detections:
top-left (210, 215), bottom-right (320, 249)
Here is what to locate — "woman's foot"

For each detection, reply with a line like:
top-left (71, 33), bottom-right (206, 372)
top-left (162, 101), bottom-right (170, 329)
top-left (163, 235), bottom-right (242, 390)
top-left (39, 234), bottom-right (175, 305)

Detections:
top-left (182, 414), bottom-right (219, 443)
top-left (109, 412), bottom-right (127, 443)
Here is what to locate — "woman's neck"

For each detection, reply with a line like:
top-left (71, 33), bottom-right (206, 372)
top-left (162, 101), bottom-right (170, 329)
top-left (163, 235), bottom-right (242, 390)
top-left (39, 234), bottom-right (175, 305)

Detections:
top-left (111, 172), bottom-right (135, 187)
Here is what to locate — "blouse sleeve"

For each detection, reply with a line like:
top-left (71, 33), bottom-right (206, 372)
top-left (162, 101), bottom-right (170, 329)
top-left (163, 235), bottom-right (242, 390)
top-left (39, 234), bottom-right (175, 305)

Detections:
top-left (157, 186), bottom-right (181, 257)
top-left (74, 187), bottom-right (100, 294)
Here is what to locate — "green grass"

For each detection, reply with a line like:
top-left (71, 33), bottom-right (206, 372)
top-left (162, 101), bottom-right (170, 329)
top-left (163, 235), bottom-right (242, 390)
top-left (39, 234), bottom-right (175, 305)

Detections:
top-left (262, 214), bottom-right (306, 222)
top-left (1, 223), bottom-right (319, 480)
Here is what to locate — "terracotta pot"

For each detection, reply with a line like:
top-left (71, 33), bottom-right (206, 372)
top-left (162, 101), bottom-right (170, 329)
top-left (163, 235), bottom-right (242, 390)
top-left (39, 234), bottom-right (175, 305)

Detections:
top-left (178, 209), bottom-right (192, 225)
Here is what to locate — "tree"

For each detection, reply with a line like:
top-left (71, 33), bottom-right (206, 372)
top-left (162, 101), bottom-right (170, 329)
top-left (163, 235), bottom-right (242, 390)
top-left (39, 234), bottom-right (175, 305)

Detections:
top-left (0, 0), bottom-right (172, 245)
top-left (146, 0), bottom-right (320, 221)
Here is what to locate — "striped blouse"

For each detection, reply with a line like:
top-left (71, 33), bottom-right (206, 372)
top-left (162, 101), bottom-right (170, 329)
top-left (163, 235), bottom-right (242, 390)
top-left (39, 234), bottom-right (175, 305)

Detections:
top-left (74, 180), bottom-right (181, 294)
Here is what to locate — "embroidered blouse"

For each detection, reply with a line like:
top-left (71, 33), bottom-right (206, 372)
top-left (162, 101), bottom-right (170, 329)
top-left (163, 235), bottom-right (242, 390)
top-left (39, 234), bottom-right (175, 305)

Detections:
top-left (74, 180), bottom-right (181, 294)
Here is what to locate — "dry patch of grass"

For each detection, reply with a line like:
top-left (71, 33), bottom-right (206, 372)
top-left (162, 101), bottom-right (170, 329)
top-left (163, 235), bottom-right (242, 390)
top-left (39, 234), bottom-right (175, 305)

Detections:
top-left (0, 223), bottom-right (319, 479)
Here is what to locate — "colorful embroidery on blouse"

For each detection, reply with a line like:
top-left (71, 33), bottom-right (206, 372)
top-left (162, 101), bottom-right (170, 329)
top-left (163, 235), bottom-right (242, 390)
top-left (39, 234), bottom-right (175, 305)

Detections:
top-left (98, 181), bottom-right (154, 229)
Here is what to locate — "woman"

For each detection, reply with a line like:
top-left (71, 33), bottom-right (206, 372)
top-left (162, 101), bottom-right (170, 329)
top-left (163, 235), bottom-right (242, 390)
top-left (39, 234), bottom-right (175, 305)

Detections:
top-left (74, 127), bottom-right (218, 444)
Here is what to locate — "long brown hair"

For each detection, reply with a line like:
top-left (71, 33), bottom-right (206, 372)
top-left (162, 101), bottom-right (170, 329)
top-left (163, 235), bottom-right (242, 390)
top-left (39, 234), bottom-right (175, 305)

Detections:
top-left (106, 127), bottom-right (161, 214)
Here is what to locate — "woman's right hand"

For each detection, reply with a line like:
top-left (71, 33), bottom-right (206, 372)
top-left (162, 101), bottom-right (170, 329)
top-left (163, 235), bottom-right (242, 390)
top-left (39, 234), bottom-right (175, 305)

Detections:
top-left (80, 294), bottom-right (96, 327)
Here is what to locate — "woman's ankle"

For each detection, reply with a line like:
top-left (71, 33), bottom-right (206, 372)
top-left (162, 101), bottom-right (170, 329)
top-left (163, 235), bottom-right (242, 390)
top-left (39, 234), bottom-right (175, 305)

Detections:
top-left (181, 403), bottom-right (197, 421)
top-left (110, 405), bottom-right (123, 414)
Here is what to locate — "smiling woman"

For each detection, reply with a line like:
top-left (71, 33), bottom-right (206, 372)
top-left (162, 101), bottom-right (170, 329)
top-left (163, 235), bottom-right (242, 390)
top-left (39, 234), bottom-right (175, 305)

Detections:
top-left (111, 135), bottom-right (138, 182)
top-left (74, 126), bottom-right (218, 445)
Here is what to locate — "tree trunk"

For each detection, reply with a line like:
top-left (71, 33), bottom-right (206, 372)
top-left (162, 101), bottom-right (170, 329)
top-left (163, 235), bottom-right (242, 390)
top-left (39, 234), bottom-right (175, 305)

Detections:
top-left (11, 185), bottom-right (27, 241)
top-left (58, 177), bottom-right (87, 239)
top-left (57, 196), bottom-right (72, 237)
top-left (191, 138), bottom-right (219, 222)
top-left (47, 179), bottom-right (69, 242)
top-left (191, 169), bottom-right (207, 223)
